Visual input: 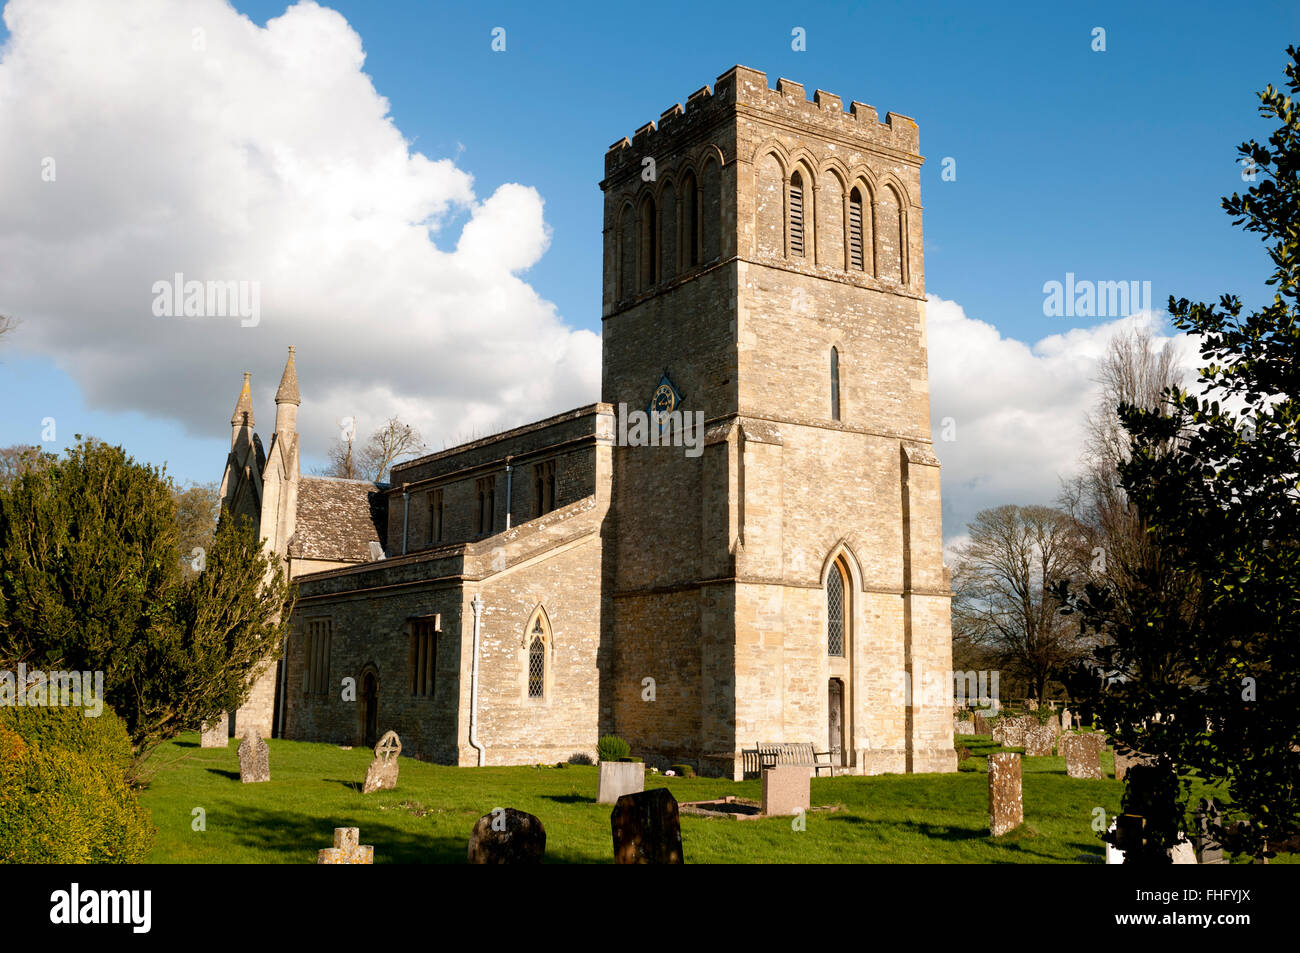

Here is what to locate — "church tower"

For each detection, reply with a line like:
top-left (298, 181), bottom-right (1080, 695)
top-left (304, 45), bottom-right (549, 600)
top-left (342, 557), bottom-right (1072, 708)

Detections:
top-left (600, 67), bottom-right (955, 778)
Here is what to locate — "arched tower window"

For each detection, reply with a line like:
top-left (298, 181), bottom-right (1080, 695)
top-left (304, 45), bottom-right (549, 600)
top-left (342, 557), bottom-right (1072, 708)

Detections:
top-left (789, 171), bottom-right (806, 258)
top-left (827, 559), bottom-right (848, 657)
top-left (848, 188), bottom-right (865, 271)
top-left (681, 170), bottom-right (700, 267)
top-left (638, 194), bottom-right (657, 290)
top-left (830, 348), bottom-right (841, 422)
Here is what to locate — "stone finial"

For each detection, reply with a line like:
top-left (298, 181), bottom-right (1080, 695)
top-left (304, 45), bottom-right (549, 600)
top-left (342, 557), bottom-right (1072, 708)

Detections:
top-left (275, 346), bottom-right (300, 405)
top-left (230, 372), bottom-right (254, 427)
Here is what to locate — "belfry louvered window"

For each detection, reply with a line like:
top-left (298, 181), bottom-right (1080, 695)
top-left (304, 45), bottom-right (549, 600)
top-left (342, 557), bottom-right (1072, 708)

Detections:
top-left (848, 188), bottom-right (864, 271)
top-left (827, 564), bottom-right (845, 657)
top-left (789, 172), bottom-right (805, 257)
top-left (528, 630), bottom-right (546, 699)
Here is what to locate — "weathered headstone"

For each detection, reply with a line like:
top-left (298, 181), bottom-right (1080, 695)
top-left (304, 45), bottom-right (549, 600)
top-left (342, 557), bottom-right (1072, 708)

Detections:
top-left (1025, 698), bottom-right (1038, 711)
top-left (955, 716), bottom-right (975, 736)
top-left (1194, 798), bottom-right (1226, 864)
top-left (611, 788), bottom-right (683, 864)
top-left (362, 730), bottom-right (401, 794)
top-left (200, 713), bottom-right (228, 748)
top-left (1060, 708), bottom-right (1072, 731)
top-left (761, 764), bottom-right (810, 816)
top-left (597, 760), bottom-right (645, 805)
top-left (1061, 733), bottom-right (1104, 779)
top-left (993, 716), bottom-right (1033, 748)
top-left (973, 712), bottom-right (991, 735)
top-left (988, 752), bottom-right (1023, 836)
top-left (1112, 744), bottom-right (1150, 782)
top-left (317, 827), bottom-right (373, 864)
top-left (467, 808), bottom-right (546, 864)
top-left (1023, 723), bottom-right (1057, 757)
top-left (237, 728), bottom-right (269, 783)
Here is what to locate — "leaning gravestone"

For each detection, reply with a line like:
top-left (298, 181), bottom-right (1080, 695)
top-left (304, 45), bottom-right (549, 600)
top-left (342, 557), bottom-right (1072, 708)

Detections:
top-left (467, 808), bottom-right (546, 864)
top-left (611, 788), bottom-right (683, 864)
top-left (200, 713), bottom-right (228, 748)
top-left (762, 764), bottom-right (810, 816)
top-left (1023, 723), bottom-right (1057, 757)
top-left (1061, 733), bottom-right (1105, 779)
top-left (317, 827), bottom-right (373, 864)
top-left (988, 752), bottom-right (1023, 836)
top-left (362, 730), bottom-right (401, 794)
top-left (597, 760), bottom-right (645, 805)
top-left (237, 728), bottom-right (270, 783)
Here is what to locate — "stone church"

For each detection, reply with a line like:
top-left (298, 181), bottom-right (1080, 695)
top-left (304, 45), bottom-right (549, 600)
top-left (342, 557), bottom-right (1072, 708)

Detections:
top-left (218, 66), bottom-right (956, 779)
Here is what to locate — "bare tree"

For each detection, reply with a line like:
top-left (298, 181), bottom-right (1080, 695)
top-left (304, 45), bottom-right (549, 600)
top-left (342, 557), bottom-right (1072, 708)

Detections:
top-left (950, 504), bottom-right (1086, 701)
top-left (321, 416), bottom-right (426, 483)
top-left (0, 444), bottom-right (47, 490)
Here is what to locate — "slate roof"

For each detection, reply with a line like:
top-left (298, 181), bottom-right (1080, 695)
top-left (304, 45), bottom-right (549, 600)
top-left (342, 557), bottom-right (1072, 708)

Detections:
top-left (288, 477), bottom-right (388, 562)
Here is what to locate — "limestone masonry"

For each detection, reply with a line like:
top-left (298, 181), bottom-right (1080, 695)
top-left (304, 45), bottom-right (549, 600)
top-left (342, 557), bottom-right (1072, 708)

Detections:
top-left (217, 66), bottom-right (956, 779)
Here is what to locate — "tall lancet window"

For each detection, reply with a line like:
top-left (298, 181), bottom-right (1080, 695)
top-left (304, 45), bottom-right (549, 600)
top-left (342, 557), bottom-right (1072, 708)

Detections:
top-left (528, 622), bottom-right (546, 699)
top-left (830, 348), bottom-right (841, 422)
top-left (848, 188), bottom-right (865, 271)
top-left (827, 560), bottom-right (847, 657)
top-left (789, 171), bottom-right (806, 257)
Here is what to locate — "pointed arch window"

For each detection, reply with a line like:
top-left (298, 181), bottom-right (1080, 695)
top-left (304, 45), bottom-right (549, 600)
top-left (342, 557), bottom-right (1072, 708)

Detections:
top-left (830, 348), bottom-right (841, 422)
top-left (789, 171), bottom-right (806, 257)
top-left (682, 170), bottom-right (700, 267)
top-left (528, 624), bottom-right (546, 698)
top-left (638, 194), bottom-right (657, 290)
top-left (827, 560), bottom-right (847, 657)
top-left (848, 188), bottom-right (865, 271)
top-left (525, 608), bottom-right (551, 699)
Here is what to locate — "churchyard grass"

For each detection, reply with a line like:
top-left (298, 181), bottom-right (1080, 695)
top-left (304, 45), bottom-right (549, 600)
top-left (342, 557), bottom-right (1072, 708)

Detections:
top-left (138, 733), bottom-right (1283, 864)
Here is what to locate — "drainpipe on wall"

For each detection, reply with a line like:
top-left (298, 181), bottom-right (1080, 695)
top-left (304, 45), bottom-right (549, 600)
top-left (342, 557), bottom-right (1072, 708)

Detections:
top-left (401, 483), bottom-right (410, 555)
top-left (469, 593), bottom-right (486, 767)
top-left (504, 457), bottom-right (513, 530)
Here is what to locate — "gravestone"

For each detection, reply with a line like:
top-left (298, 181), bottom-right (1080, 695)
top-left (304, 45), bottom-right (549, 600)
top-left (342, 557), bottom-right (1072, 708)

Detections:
top-left (1023, 723), bottom-right (1057, 757)
top-left (761, 764), bottom-right (810, 816)
top-left (994, 716), bottom-right (1033, 748)
top-left (317, 827), bottom-right (373, 864)
top-left (200, 713), bottom-right (228, 748)
top-left (973, 712), bottom-right (991, 735)
top-left (1061, 733), bottom-right (1104, 779)
top-left (237, 728), bottom-right (269, 783)
top-left (955, 716), bottom-right (975, 736)
top-left (362, 730), bottom-right (401, 794)
top-left (1112, 744), bottom-right (1150, 782)
top-left (467, 808), bottom-right (546, 864)
top-left (611, 788), bottom-right (683, 864)
top-left (1060, 708), bottom-right (1072, 731)
top-left (1025, 698), bottom-right (1038, 711)
top-left (988, 752), bottom-right (1023, 836)
top-left (1194, 798), bottom-right (1226, 864)
top-left (597, 760), bottom-right (645, 805)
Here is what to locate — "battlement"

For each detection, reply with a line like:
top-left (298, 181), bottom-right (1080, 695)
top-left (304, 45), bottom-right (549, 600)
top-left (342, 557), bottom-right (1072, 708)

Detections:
top-left (604, 65), bottom-right (919, 180)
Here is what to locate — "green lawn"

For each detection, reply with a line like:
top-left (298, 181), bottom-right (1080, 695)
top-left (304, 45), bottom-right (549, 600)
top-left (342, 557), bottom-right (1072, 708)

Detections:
top-left (136, 733), bottom-right (1254, 864)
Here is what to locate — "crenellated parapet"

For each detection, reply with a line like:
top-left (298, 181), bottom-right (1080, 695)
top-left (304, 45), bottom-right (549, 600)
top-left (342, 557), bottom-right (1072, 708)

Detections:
top-left (603, 65), bottom-right (920, 188)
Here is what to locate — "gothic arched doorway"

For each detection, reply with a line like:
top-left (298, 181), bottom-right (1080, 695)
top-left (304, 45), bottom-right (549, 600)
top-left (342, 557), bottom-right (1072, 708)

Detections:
top-left (361, 671), bottom-right (379, 748)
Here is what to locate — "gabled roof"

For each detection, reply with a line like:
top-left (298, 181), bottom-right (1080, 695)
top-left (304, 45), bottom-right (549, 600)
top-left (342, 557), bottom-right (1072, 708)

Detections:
top-left (288, 476), bottom-right (388, 562)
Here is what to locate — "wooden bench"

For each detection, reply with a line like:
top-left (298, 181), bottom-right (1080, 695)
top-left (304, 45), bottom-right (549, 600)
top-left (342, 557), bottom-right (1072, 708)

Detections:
top-left (742, 742), bottom-right (838, 779)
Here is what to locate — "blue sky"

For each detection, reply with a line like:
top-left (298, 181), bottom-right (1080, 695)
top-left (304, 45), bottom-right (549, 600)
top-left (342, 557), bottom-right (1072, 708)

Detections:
top-left (0, 0), bottom-right (1294, 536)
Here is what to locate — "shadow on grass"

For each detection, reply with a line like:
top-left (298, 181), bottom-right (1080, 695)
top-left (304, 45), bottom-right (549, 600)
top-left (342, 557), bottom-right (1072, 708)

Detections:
top-left (325, 779), bottom-right (363, 792)
top-left (541, 793), bottom-right (594, 805)
top-left (217, 804), bottom-right (608, 864)
top-left (206, 768), bottom-right (241, 781)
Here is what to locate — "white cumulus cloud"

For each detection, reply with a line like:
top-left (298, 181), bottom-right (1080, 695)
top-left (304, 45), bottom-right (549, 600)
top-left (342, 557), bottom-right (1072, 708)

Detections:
top-left (0, 0), bottom-right (600, 464)
top-left (925, 295), bottom-right (1201, 548)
